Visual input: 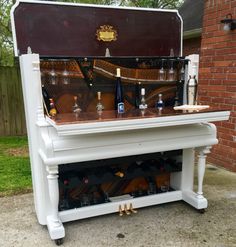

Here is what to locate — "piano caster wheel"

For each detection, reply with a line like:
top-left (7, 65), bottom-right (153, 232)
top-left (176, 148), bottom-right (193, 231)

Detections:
top-left (198, 209), bottom-right (205, 214)
top-left (55, 238), bottom-right (63, 246)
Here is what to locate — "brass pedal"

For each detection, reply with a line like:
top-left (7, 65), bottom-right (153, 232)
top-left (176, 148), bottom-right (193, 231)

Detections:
top-left (129, 203), bottom-right (138, 214)
top-left (119, 205), bottom-right (124, 216)
top-left (124, 204), bottom-right (131, 215)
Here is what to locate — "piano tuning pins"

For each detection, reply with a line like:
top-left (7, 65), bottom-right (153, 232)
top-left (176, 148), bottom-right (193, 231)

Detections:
top-left (118, 203), bottom-right (138, 216)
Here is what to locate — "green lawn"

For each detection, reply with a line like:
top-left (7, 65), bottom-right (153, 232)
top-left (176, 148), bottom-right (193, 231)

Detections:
top-left (0, 136), bottom-right (32, 196)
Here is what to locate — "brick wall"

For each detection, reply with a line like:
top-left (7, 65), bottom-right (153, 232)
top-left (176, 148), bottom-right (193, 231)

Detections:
top-left (199, 0), bottom-right (236, 171)
top-left (183, 37), bottom-right (201, 56)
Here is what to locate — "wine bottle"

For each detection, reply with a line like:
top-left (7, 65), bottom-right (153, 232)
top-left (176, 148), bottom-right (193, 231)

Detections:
top-left (42, 86), bottom-right (51, 114)
top-left (139, 88), bottom-right (148, 110)
top-left (72, 96), bottom-right (81, 114)
top-left (49, 98), bottom-right (57, 117)
top-left (134, 82), bottom-right (141, 109)
top-left (114, 171), bottom-right (125, 178)
top-left (59, 179), bottom-right (70, 211)
top-left (96, 91), bottom-right (104, 112)
top-left (156, 94), bottom-right (164, 110)
top-left (115, 68), bottom-right (125, 113)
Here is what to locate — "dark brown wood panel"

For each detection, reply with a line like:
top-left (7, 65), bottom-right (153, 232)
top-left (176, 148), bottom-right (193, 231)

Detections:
top-left (13, 2), bottom-right (182, 57)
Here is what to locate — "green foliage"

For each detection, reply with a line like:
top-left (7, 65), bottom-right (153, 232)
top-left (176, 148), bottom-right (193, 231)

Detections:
top-left (0, 136), bottom-right (32, 196)
top-left (125, 0), bottom-right (183, 8)
top-left (0, 0), bottom-right (14, 66)
top-left (60, 0), bottom-right (183, 8)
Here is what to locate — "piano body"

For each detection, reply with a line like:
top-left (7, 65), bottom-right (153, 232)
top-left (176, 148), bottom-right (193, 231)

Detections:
top-left (11, 0), bottom-right (230, 244)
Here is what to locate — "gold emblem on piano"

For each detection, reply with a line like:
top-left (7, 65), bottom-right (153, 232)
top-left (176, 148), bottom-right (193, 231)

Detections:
top-left (96, 25), bottom-right (117, 42)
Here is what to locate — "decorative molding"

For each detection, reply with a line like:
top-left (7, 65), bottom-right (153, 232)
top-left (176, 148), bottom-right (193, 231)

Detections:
top-left (96, 25), bottom-right (117, 42)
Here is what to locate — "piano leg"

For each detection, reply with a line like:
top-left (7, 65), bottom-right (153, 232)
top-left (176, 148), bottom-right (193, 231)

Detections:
top-left (182, 146), bottom-right (211, 210)
top-left (46, 165), bottom-right (65, 242)
top-left (197, 149), bottom-right (206, 199)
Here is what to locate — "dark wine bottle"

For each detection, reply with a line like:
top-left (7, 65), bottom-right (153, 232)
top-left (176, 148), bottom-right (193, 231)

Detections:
top-left (59, 179), bottom-right (70, 211)
top-left (42, 86), bottom-right (51, 114)
top-left (49, 98), bottom-right (57, 117)
top-left (134, 82), bottom-right (141, 109)
top-left (156, 93), bottom-right (164, 109)
top-left (115, 68), bottom-right (125, 113)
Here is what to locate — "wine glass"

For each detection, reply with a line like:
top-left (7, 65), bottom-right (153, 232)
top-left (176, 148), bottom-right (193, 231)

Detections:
top-left (61, 59), bottom-right (70, 85)
top-left (179, 60), bottom-right (185, 81)
top-left (167, 59), bottom-right (175, 81)
top-left (158, 59), bottom-right (166, 81)
top-left (49, 59), bottom-right (58, 85)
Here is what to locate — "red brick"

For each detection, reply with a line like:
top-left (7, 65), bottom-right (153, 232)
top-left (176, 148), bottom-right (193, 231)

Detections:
top-left (222, 122), bottom-right (236, 130)
top-left (227, 73), bottom-right (236, 79)
top-left (198, 96), bottom-right (212, 102)
top-left (213, 42), bottom-right (230, 49)
top-left (212, 97), bottom-right (225, 103)
top-left (215, 48), bottom-right (236, 55)
top-left (207, 91), bottom-right (223, 97)
top-left (210, 67), bottom-right (225, 73)
top-left (205, 25), bottom-right (218, 33)
top-left (186, 0), bottom-right (236, 171)
top-left (225, 98), bottom-right (236, 104)
top-left (214, 61), bottom-right (233, 67)
top-left (226, 86), bottom-right (236, 92)
top-left (213, 73), bottom-right (226, 79)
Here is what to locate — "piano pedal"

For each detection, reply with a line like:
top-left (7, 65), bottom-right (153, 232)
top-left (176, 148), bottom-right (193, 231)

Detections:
top-left (129, 203), bottom-right (138, 214)
top-left (118, 205), bottom-right (124, 216)
top-left (124, 204), bottom-right (131, 215)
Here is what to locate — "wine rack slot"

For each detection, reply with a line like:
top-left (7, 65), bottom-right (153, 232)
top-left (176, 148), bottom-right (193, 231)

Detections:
top-left (58, 150), bottom-right (182, 211)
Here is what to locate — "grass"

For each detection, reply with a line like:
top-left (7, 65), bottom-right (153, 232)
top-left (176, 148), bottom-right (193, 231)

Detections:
top-left (0, 136), bottom-right (32, 197)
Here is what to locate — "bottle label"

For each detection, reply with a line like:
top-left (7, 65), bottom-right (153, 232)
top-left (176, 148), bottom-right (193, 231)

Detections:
top-left (156, 102), bottom-right (163, 109)
top-left (139, 104), bottom-right (147, 110)
top-left (117, 102), bottom-right (125, 113)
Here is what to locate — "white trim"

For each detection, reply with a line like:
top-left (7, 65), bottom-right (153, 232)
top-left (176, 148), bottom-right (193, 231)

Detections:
top-left (59, 191), bottom-right (182, 223)
top-left (45, 111), bottom-right (230, 136)
top-left (13, 0), bottom-right (179, 13)
top-left (10, 1), bottom-right (20, 57)
top-left (176, 11), bottom-right (183, 56)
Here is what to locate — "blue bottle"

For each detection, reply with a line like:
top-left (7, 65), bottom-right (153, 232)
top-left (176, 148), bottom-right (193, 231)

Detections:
top-left (115, 68), bottom-right (125, 113)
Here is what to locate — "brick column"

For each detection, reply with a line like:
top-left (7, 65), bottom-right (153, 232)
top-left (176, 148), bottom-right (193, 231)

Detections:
top-left (199, 0), bottom-right (236, 171)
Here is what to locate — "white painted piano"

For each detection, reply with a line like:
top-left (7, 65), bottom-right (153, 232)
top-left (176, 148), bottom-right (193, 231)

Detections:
top-left (11, 0), bottom-right (230, 244)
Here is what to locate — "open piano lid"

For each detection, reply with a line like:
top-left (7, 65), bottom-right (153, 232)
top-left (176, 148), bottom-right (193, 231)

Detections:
top-left (11, 0), bottom-right (183, 57)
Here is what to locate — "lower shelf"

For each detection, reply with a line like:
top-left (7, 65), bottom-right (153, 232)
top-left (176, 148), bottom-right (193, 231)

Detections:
top-left (59, 190), bottom-right (182, 223)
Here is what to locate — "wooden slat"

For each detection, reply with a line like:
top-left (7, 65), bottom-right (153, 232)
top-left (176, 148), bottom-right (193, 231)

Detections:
top-left (0, 66), bottom-right (26, 136)
top-left (0, 67), bottom-right (5, 135)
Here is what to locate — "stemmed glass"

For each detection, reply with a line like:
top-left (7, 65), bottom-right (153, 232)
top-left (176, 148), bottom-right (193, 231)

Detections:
top-left (49, 59), bottom-right (57, 85)
top-left (180, 60), bottom-right (185, 81)
top-left (158, 59), bottom-right (166, 81)
top-left (167, 59), bottom-right (175, 81)
top-left (61, 59), bottom-right (70, 85)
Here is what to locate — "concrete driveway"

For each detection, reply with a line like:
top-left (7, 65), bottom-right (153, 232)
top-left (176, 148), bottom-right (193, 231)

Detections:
top-left (0, 164), bottom-right (236, 247)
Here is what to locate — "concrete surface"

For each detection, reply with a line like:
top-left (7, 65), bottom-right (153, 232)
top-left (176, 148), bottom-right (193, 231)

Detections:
top-left (0, 164), bottom-right (236, 247)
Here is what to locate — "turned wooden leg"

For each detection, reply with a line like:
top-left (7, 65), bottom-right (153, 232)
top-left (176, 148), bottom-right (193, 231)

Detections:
top-left (47, 166), bottom-right (61, 227)
top-left (197, 151), bottom-right (206, 199)
top-left (197, 146), bottom-right (211, 199)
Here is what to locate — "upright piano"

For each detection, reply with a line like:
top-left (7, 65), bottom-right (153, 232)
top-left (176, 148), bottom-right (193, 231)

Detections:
top-left (11, 0), bottom-right (230, 244)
